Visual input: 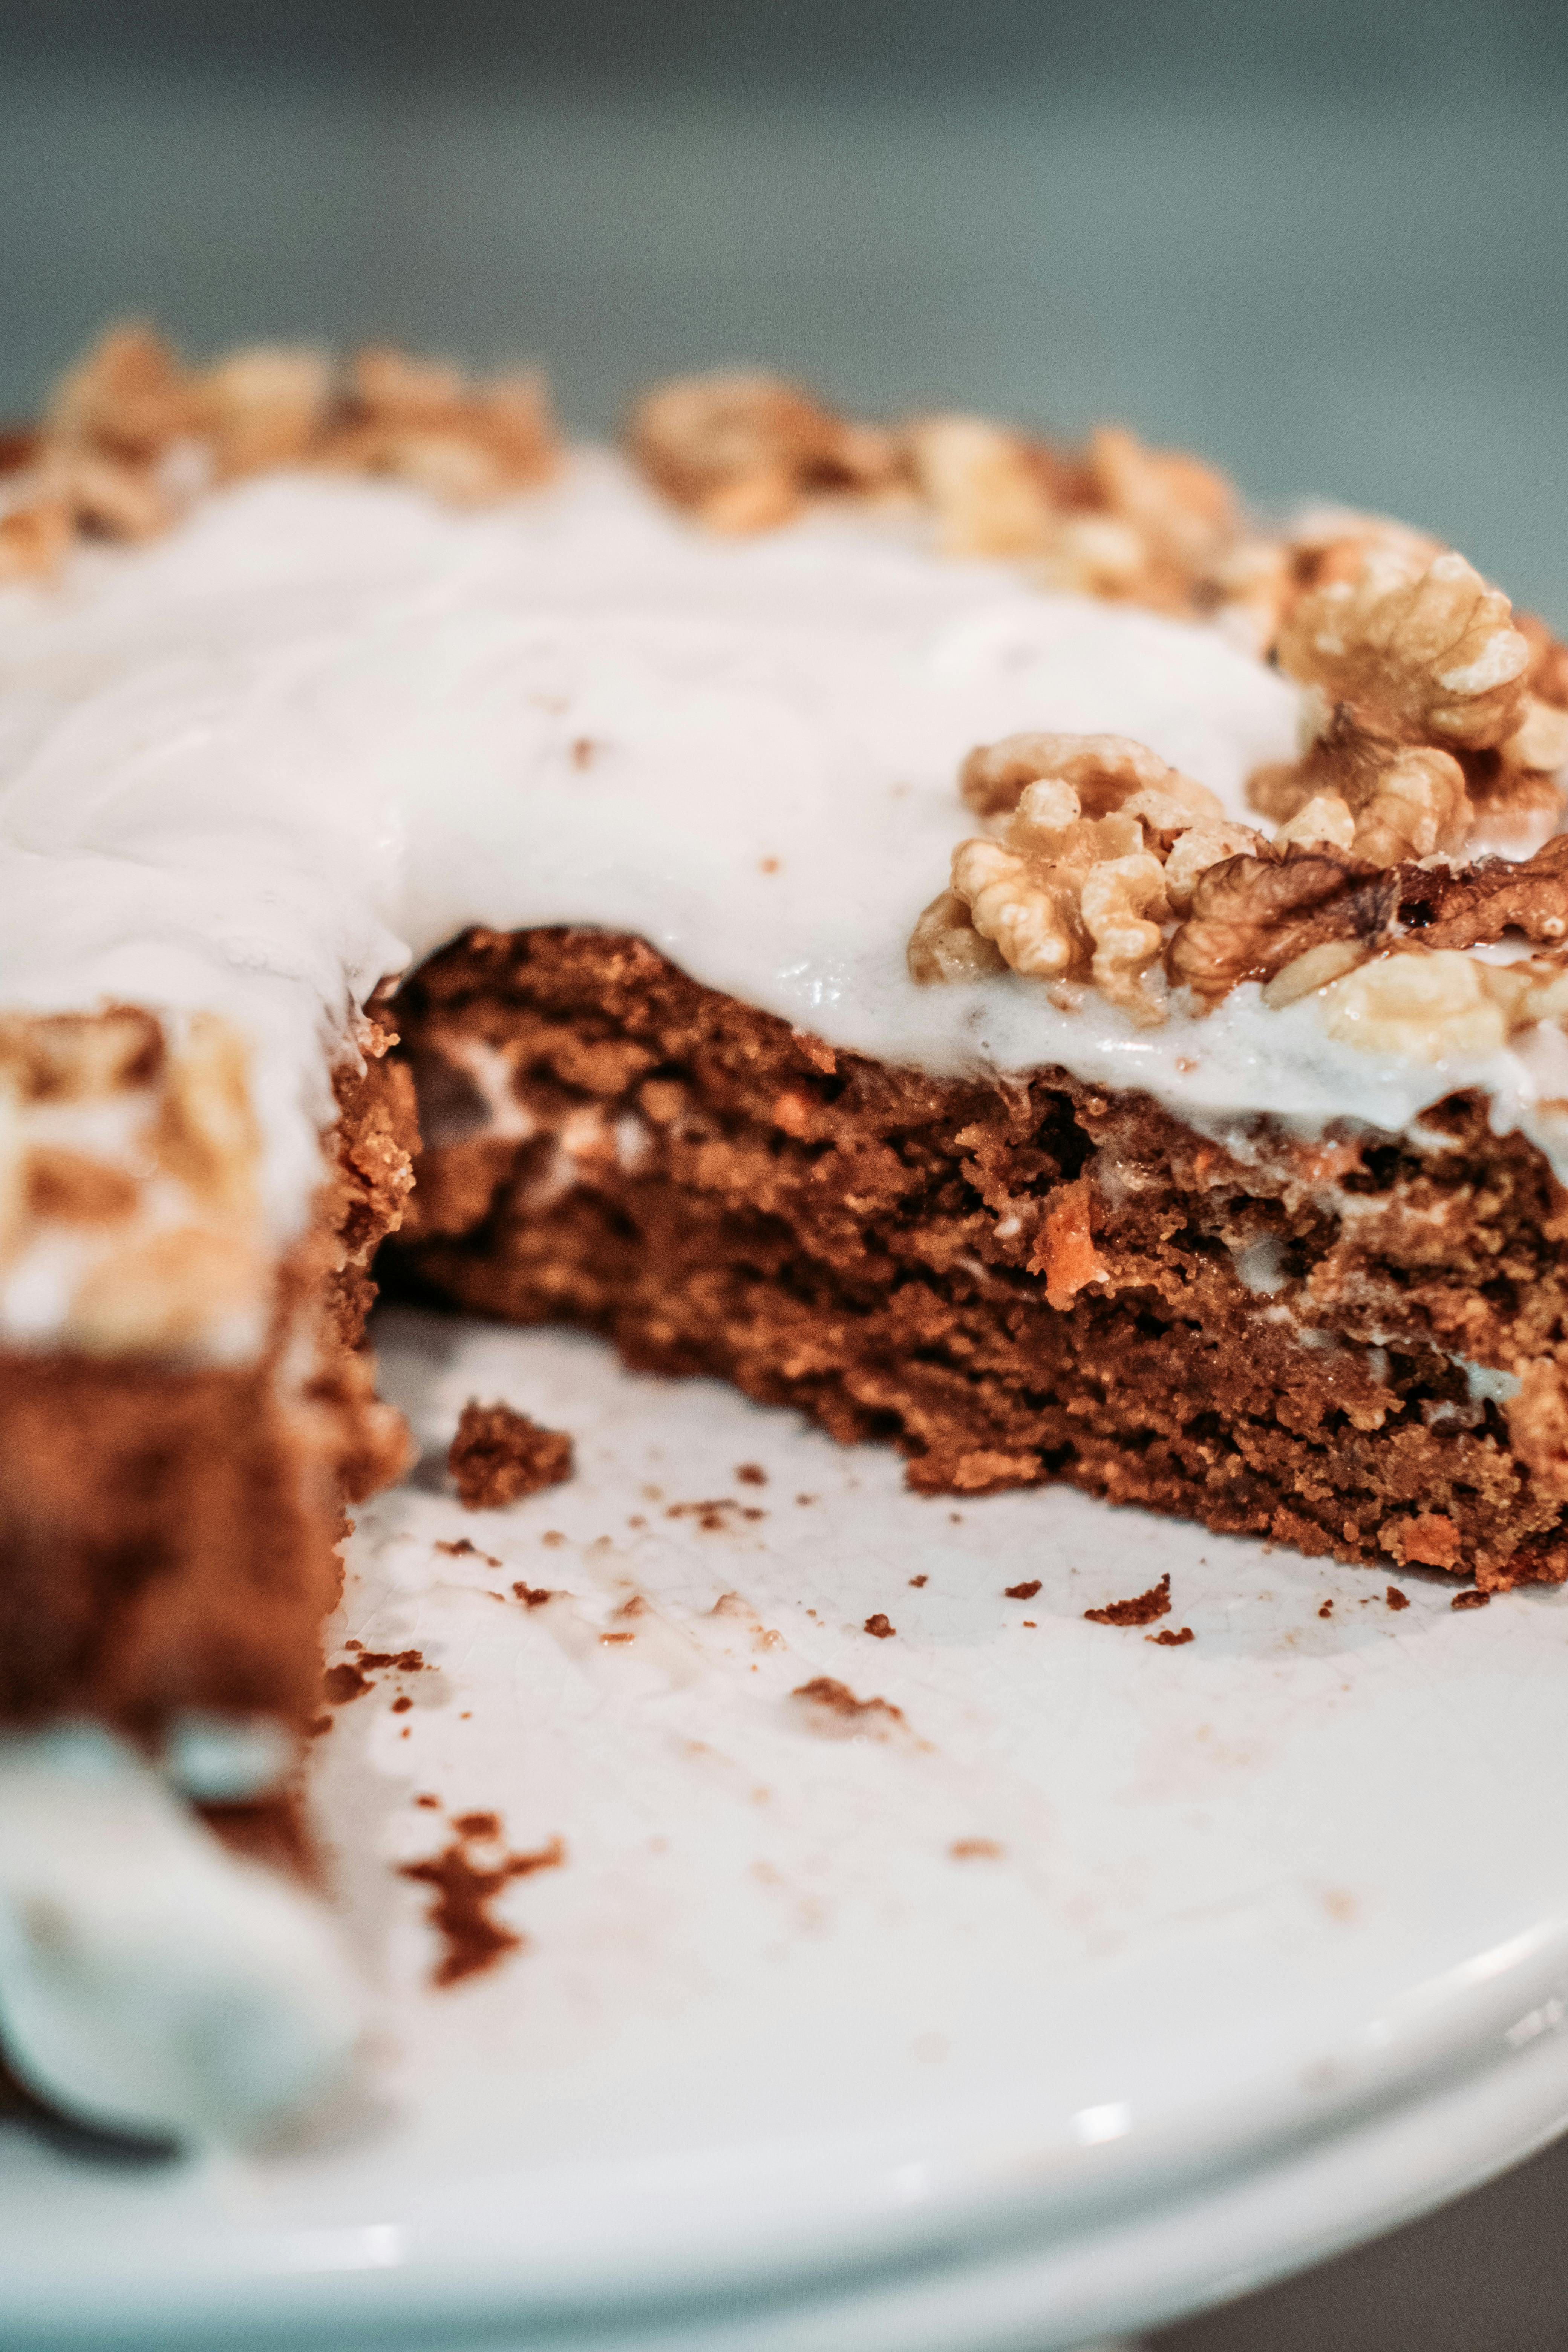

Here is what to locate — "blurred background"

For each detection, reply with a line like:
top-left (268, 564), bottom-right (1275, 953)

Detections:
top-left (3, 0), bottom-right (1567, 625)
top-left (4, 3), bottom-right (1568, 2343)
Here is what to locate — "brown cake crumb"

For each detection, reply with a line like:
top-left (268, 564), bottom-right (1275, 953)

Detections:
top-left (1004, 1579), bottom-right (1042, 1600)
top-left (950, 1837), bottom-right (1003, 1860)
top-left (1386, 1586), bottom-right (1411, 1611)
top-left (435, 1536), bottom-right (501, 1565)
top-left (398, 1813), bottom-right (565, 1988)
top-left (511, 1580), bottom-right (557, 1608)
top-left (909, 1574), bottom-right (928, 1588)
top-left (1451, 1588), bottom-right (1491, 1611)
top-left (1318, 1599), bottom-right (1334, 1619)
top-left (735, 1462), bottom-right (767, 1485)
top-left (790, 1675), bottom-right (906, 1736)
top-left (1086, 1572), bottom-right (1172, 1626)
top-left (448, 1398), bottom-right (573, 1510)
top-left (1147, 1625), bottom-right (1195, 1647)
top-left (323, 1647), bottom-right (424, 1704)
top-left (864, 1612), bottom-right (896, 1638)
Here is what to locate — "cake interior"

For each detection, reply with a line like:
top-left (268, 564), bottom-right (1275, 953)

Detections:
top-left (385, 925), bottom-right (1568, 1592)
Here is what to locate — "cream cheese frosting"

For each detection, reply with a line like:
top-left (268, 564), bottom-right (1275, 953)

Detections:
top-left (0, 1725), bottom-right (363, 2142)
top-left (2, 448), bottom-right (1563, 1358)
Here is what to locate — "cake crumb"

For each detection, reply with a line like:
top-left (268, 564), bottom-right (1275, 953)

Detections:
top-left (1147, 1625), bottom-right (1195, 1647)
top-left (1452, 1588), bottom-right (1491, 1611)
top-left (435, 1536), bottom-right (501, 1565)
top-left (415, 1793), bottom-right (439, 1808)
top-left (950, 1837), bottom-right (1003, 1860)
top-left (1386, 1585), bottom-right (1411, 1611)
top-left (1086, 1572), bottom-right (1171, 1627)
top-left (736, 1462), bottom-right (767, 1485)
top-left (391, 1694), bottom-right (413, 1714)
top-left (398, 1815), bottom-right (565, 1988)
top-left (790, 1676), bottom-right (906, 1738)
top-left (449, 1399), bottom-right (573, 1510)
top-left (1004, 1579), bottom-right (1042, 1600)
top-left (909, 1574), bottom-right (928, 1588)
top-left (323, 1647), bottom-right (424, 1704)
top-left (511, 1581), bottom-right (557, 1608)
top-left (1318, 1600), bottom-right (1334, 1619)
top-left (864, 1612), bottom-right (896, 1638)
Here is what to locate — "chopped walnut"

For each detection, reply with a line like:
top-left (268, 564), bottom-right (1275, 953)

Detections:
top-left (0, 1008), bottom-right (268, 1356)
top-left (322, 346), bottom-right (559, 504)
top-left (194, 344), bottom-right (335, 479)
top-left (906, 890), bottom-right (1007, 984)
top-left (906, 415), bottom-right (1056, 558)
top-left (1080, 853), bottom-right (1171, 1021)
top-left (1162, 819), bottom-right (1268, 911)
top-left (1260, 937), bottom-right (1375, 1009)
top-left (628, 369), bottom-right (899, 533)
top-left (1276, 545), bottom-right (1530, 750)
top-left (0, 498), bottom-right (72, 582)
top-left (45, 323), bottom-right (198, 462)
top-left (1398, 835), bottom-right (1568, 951)
top-left (33, 444), bottom-right (172, 541)
top-left (959, 732), bottom-right (1222, 825)
top-left (0, 1007), bottom-right (164, 1099)
top-left (1274, 793), bottom-right (1356, 852)
top-left (149, 1013), bottom-right (262, 1219)
top-left (1315, 949), bottom-right (1511, 1060)
top-left (933, 734), bottom-right (1239, 1022)
top-left (1249, 713), bottom-right (1473, 868)
top-left (1167, 848), bottom-right (1398, 1006)
top-left (1086, 424), bottom-right (1236, 580)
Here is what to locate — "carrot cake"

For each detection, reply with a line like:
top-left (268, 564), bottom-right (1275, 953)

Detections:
top-left (1, 327), bottom-right (1566, 2141)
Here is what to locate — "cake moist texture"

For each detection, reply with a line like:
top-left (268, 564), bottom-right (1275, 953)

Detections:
top-left (392, 926), bottom-right (1568, 1590)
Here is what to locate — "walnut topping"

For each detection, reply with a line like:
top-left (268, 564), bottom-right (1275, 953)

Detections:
top-left (906, 416), bottom-right (1056, 558)
top-left (1315, 949), bottom-right (1513, 1059)
top-left (1276, 545), bottom-right (1530, 751)
top-left (1249, 713), bottom-right (1473, 869)
top-left (1396, 835), bottom-right (1568, 950)
top-left (194, 343), bottom-right (334, 479)
top-left (627, 370), bottom-right (900, 533)
top-left (0, 323), bottom-right (563, 579)
top-left (322, 347), bottom-right (559, 504)
top-left (0, 1008), bottom-right (268, 1355)
top-left (931, 735), bottom-right (1243, 1023)
top-left (1167, 848), bottom-right (1397, 1006)
top-left (46, 323), bottom-right (198, 461)
top-left (959, 732), bottom-right (1222, 825)
top-left (906, 890), bottom-right (1006, 984)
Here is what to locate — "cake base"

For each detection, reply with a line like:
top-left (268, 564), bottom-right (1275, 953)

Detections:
top-left (389, 926), bottom-right (1568, 1591)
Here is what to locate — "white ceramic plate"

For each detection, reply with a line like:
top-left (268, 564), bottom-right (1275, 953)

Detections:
top-left (5, 1304), bottom-right (1568, 2350)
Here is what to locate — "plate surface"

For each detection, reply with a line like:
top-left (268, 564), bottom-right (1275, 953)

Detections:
top-left (5, 1304), bottom-right (1568, 2349)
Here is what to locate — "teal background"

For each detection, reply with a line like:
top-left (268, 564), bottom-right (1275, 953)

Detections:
top-left (2, 1), bottom-right (1565, 619)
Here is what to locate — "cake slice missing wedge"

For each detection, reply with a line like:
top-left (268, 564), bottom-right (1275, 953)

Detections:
top-left (390, 923), bottom-right (1568, 1590)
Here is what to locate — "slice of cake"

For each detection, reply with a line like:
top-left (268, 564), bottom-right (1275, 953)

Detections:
top-left (2, 325), bottom-right (1565, 2138)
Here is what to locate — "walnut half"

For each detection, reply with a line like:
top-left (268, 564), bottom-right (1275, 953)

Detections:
top-left (916, 733), bottom-right (1253, 1024)
top-left (1276, 544), bottom-right (1530, 751)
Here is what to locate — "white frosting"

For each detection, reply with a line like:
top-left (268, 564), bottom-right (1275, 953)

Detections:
top-left (2, 450), bottom-right (1563, 1355)
top-left (0, 1726), bottom-right (363, 2141)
